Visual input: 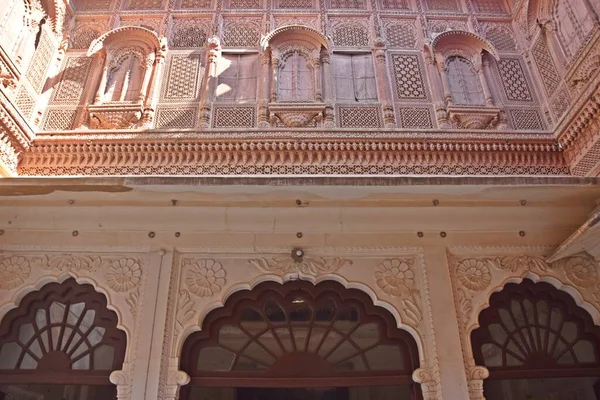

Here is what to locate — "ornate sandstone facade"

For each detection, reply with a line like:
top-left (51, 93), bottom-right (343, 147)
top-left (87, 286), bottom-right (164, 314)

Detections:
top-left (0, 0), bottom-right (599, 177)
top-left (1, 1), bottom-right (600, 400)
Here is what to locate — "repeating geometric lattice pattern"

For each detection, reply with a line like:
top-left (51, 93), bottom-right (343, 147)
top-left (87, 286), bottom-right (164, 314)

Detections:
top-left (71, 29), bottom-right (101, 50)
top-left (380, 0), bottom-right (409, 9)
top-left (485, 28), bottom-right (516, 51)
top-left (385, 23), bottom-right (415, 48)
top-left (509, 109), bottom-right (544, 131)
top-left (126, 0), bottom-right (165, 9)
top-left (278, 0), bottom-right (313, 7)
top-left (426, 0), bottom-right (458, 11)
top-left (531, 36), bottom-right (560, 96)
top-left (497, 58), bottom-right (533, 102)
top-left (391, 54), bottom-right (427, 100)
top-left (222, 24), bottom-right (261, 47)
top-left (332, 25), bottom-right (369, 47)
top-left (180, 0), bottom-right (212, 7)
top-left (42, 109), bottom-right (78, 131)
top-left (172, 26), bottom-right (208, 48)
top-left (51, 57), bottom-right (92, 105)
top-left (20, 164), bottom-right (571, 177)
top-left (26, 32), bottom-right (54, 94)
top-left (156, 107), bottom-right (197, 128)
top-left (74, 0), bottom-right (113, 11)
top-left (162, 54), bottom-right (204, 101)
top-left (551, 88), bottom-right (571, 121)
top-left (338, 106), bottom-right (382, 128)
top-left (212, 106), bottom-right (256, 128)
top-left (472, 0), bottom-right (505, 13)
top-left (228, 0), bottom-right (261, 7)
top-left (330, 0), bottom-right (365, 8)
top-left (15, 87), bottom-right (35, 120)
top-left (572, 140), bottom-right (600, 176)
top-left (397, 107), bottom-right (433, 128)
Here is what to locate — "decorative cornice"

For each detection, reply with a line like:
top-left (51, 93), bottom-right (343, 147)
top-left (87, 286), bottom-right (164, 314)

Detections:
top-left (18, 137), bottom-right (567, 176)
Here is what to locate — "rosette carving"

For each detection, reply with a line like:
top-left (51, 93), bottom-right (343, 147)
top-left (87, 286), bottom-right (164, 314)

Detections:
top-left (183, 258), bottom-right (226, 297)
top-left (564, 256), bottom-right (598, 288)
top-left (106, 258), bottom-right (142, 292)
top-left (456, 259), bottom-right (492, 291)
top-left (0, 256), bottom-right (31, 290)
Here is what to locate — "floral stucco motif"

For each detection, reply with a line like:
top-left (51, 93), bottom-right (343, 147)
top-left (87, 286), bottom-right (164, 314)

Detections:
top-left (106, 258), bottom-right (142, 292)
top-left (184, 259), bottom-right (226, 297)
top-left (374, 258), bottom-right (415, 297)
top-left (456, 259), bottom-right (492, 291)
top-left (0, 256), bottom-right (31, 290)
top-left (564, 256), bottom-right (598, 288)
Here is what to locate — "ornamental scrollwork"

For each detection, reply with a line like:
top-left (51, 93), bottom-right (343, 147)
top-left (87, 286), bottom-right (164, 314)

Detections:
top-left (248, 256), bottom-right (352, 276)
top-left (183, 258), bottom-right (226, 297)
top-left (31, 253), bottom-right (106, 272)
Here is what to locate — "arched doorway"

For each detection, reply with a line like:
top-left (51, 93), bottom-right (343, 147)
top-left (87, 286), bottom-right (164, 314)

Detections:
top-left (180, 281), bottom-right (422, 400)
top-left (471, 279), bottom-right (600, 399)
top-left (0, 278), bottom-right (127, 400)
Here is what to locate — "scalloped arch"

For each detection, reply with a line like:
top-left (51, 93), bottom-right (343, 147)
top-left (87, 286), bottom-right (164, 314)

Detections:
top-left (431, 30), bottom-right (500, 61)
top-left (262, 25), bottom-right (329, 51)
top-left (464, 272), bottom-right (600, 354)
top-left (87, 26), bottom-right (161, 57)
top-left (175, 274), bottom-right (424, 362)
top-left (0, 273), bottom-right (132, 358)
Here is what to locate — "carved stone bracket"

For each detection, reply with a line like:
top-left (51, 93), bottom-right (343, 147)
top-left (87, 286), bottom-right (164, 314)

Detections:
top-left (447, 106), bottom-right (501, 130)
top-left (268, 103), bottom-right (326, 127)
top-left (87, 103), bottom-right (145, 130)
top-left (164, 359), bottom-right (190, 400)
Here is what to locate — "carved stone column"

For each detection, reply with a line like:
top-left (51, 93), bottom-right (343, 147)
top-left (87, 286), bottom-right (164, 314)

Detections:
top-left (424, 50), bottom-right (450, 128)
top-left (467, 366), bottom-right (489, 400)
top-left (320, 49), bottom-right (335, 127)
top-left (139, 53), bottom-right (156, 103)
top-left (270, 56), bottom-right (279, 102)
top-left (313, 54), bottom-right (322, 103)
top-left (95, 66), bottom-right (110, 103)
top-left (164, 364), bottom-right (191, 400)
top-left (435, 56), bottom-right (453, 106)
top-left (110, 368), bottom-right (132, 400)
top-left (474, 57), bottom-right (494, 106)
top-left (412, 368), bottom-right (439, 400)
top-left (373, 41), bottom-right (395, 128)
top-left (258, 49), bottom-right (271, 128)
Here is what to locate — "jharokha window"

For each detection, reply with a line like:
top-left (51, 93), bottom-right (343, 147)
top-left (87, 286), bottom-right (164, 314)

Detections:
top-left (471, 279), bottom-right (600, 399)
top-left (445, 56), bottom-right (485, 106)
top-left (0, 279), bottom-right (126, 400)
top-left (278, 50), bottom-right (315, 102)
top-left (180, 281), bottom-right (422, 400)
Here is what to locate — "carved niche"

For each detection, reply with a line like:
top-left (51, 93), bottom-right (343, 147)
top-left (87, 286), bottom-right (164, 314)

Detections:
top-left (429, 30), bottom-right (506, 130)
top-left (85, 26), bottom-right (167, 129)
top-left (260, 26), bottom-right (333, 128)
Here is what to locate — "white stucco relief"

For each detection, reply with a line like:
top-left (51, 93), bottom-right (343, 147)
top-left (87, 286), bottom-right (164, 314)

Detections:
top-left (158, 247), bottom-right (441, 400)
top-left (0, 246), bottom-right (150, 400)
top-left (448, 246), bottom-right (600, 400)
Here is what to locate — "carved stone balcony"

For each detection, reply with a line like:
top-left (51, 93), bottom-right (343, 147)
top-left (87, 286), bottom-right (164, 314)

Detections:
top-left (268, 103), bottom-right (326, 128)
top-left (447, 105), bottom-right (502, 130)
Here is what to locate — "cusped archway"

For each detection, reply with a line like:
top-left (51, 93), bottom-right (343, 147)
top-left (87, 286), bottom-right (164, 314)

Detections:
top-left (180, 280), bottom-right (422, 400)
top-left (0, 278), bottom-right (127, 399)
top-left (471, 279), bottom-right (600, 399)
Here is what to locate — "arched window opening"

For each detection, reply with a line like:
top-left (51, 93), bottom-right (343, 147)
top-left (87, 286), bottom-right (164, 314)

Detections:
top-left (278, 50), bottom-right (314, 102)
top-left (446, 56), bottom-right (485, 106)
top-left (0, 278), bottom-right (127, 400)
top-left (104, 52), bottom-right (146, 102)
top-left (471, 280), bottom-right (600, 400)
top-left (180, 281), bottom-right (422, 400)
top-left (555, 0), bottom-right (595, 61)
